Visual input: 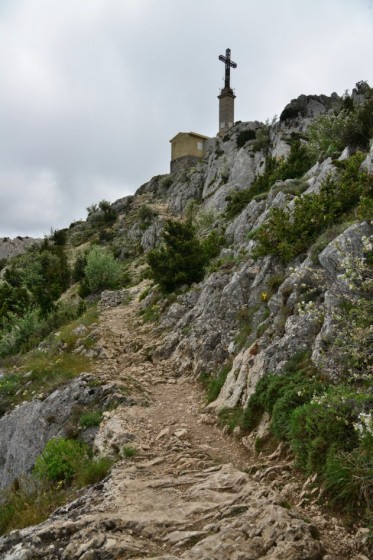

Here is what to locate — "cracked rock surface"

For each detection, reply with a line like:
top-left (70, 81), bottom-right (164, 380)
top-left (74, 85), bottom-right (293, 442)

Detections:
top-left (0, 285), bottom-right (358, 559)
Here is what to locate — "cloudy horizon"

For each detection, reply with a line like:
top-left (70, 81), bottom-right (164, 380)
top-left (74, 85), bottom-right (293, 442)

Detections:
top-left (1, 0), bottom-right (373, 238)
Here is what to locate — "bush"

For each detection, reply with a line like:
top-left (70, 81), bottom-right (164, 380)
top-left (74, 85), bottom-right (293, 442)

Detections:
top-left (323, 446), bottom-right (373, 515)
top-left (76, 457), bottom-right (112, 486)
top-left (0, 477), bottom-right (69, 535)
top-left (146, 220), bottom-right (207, 292)
top-left (270, 379), bottom-right (323, 441)
top-left (307, 93), bottom-right (373, 159)
top-left (307, 111), bottom-right (350, 158)
top-left (252, 153), bottom-right (372, 263)
top-left (33, 438), bottom-right (90, 483)
top-left (0, 349), bottom-right (91, 416)
top-left (122, 446), bottom-right (137, 458)
top-left (138, 204), bottom-right (156, 229)
top-left (200, 362), bottom-right (232, 404)
top-left (218, 407), bottom-right (244, 432)
top-left (79, 411), bottom-right (102, 428)
top-left (51, 228), bottom-right (67, 246)
top-left (0, 300), bottom-right (86, 358)
top-left (242, 350), bottom-right (373, 520)
top-left (225, 188), bottom-right (257, 219)
top-left (73, 254), bottom-right (87, 282)
top-left (242, 352), bottom-right (321, 432)
top-left (201, 230), bottom-right (226, 260)
top-left (87, 199), bottom-right (117, 225)
top-left (83, 246), bottom-right (122, 294)
top-left (236, 129), bottom-right (256, 148)
top-left (3, 241), bottom-right (70, 316)
top-left (252, 123), bottom-right (271, 153)
top-left (0, 448), bottom-right (112, 535)
top-left (289, 401), bottom-right (357, 473)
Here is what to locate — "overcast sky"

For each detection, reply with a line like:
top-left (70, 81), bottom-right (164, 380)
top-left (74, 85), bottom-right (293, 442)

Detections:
top-left (1, 0), bottom-right (373, 237)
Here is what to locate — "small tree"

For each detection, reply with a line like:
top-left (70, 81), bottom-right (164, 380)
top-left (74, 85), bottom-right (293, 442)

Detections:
top-left (146, 220), bottom-right (207, 292)
top-left (83, 246), bottom-right (122, 294)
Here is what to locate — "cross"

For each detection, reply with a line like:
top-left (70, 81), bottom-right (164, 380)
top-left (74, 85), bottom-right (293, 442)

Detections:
top-left (218, 48), bottom-right (237, 89)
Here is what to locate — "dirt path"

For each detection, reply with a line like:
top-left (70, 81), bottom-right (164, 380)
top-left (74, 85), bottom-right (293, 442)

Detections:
top-left (1, 288), bottom-right (362, 559)
top-left (82, 287), bottom-right (359, 560)
top-left (93, 288), bottom-right (251, 472)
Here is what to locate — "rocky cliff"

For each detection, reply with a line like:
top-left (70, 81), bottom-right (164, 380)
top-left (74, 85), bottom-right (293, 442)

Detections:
top-left (0, 237), bottom-right (40, 262)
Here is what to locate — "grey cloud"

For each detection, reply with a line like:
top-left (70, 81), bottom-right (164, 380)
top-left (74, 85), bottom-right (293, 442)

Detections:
top-left (0, 0), bottom-right (372, 236)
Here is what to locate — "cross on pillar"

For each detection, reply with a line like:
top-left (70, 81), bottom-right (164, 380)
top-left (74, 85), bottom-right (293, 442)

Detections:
top-left (218, 48), bottom-right (237, 90)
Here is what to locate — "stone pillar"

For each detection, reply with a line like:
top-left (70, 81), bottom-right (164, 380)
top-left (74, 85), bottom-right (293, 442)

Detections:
top-left (218, 87), bottom-right (236, 137)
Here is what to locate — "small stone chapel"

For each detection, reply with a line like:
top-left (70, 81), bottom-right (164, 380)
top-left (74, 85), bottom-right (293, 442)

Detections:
top-left (170, 48), bottom-right (237, 173)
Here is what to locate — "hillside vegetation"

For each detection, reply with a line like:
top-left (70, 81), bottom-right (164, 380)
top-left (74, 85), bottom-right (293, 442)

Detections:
top-left (0, 81), bottom-right (372, 539)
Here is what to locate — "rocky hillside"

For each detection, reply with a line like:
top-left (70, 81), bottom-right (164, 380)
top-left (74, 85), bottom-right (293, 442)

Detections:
top-left (0, 82), bottom-right (372, 558)
top-left (0, 236), bottom-right (40, 262)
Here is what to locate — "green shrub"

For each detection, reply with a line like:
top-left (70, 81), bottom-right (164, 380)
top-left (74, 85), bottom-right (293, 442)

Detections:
top-left (87, 199), bottom-right (117, 225)
top-left (73, 254), bottom-right (87, 282)
top-left (270, 377), bottom-right (326, 441)
top-left (252, 123), bottom-right (271, 153)
top-left (267, 273), bottom-right (285, 294)
top-left (2, 241), bottom-right (70, 317)
top-left (51, 228), bottom-right (67, 246)
top-left (139, 304), bottom-right (160, 323)
top-left (122, 446), bottom-right (137, 458)
top-left (309, 222), bottom-right (352, 264)
top-left (252, 152), bottom-right (372, 262)
top-left (83, 246), bottom-right (123, 294)
top-left (307, 95), bottom-right (373, 159)
top-left (200, 362), bottom-right (232, 404)
top-left (272, 178), bottom-right (309, 196)
top-left (225, 188), bottom-right (257, 219)
top-left (0, 450), bottom-right (112, 535)
top-left (146, 220), bottom-right (207, 292)
top-left (98, 229), bottom-right (114, 243)
top-left (33, 438), bottom-right (90, 483)
top-left (138, 204), bottom-right (156, 229)
top-left (241, 341), bottom-right (373, 522)
top-left (289, 401), bottom-right (357, 474)
top-left (161, 176), bottom-right (174, 189)
top-left (0, 299), bottom-right (86, 359)
top-left (307, 111), bottom-right (350, 158)
top-left (79, 411), bottom-right (102, 429)
top-left (218, 407), bottom-right (243, 432)
top-left (201, 230), bottom-right (226, 260)
top-left (0, 350), bottom-right (91, 416)
top-left (0, 478), bottom-right (69, 535)
top-left (242, 352), bottom-right (320, 432)
top-left (323, 445), bottom-right (372, 515)
top-left (76, 457), bottom-right (112, 486)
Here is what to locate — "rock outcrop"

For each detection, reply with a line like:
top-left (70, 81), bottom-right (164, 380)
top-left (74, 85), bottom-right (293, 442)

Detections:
top-left (0, 236), bottom-right (40, 261)
top-left (0, 374), bottom-right (129, 489)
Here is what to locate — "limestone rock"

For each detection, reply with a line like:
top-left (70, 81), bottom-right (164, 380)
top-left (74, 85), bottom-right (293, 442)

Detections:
top-left (0, 375), bottom-right (126, 488)
top-left (0, 464), bottom-right (324, 560)
top-left (361, 141), bottom-right (373, 173)
top-left (0, 236), bottom-right (41, 261)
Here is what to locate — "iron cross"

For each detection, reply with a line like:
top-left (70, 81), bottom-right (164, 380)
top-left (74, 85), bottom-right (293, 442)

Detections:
top-left (218, 48), bottom-right (237, 89)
